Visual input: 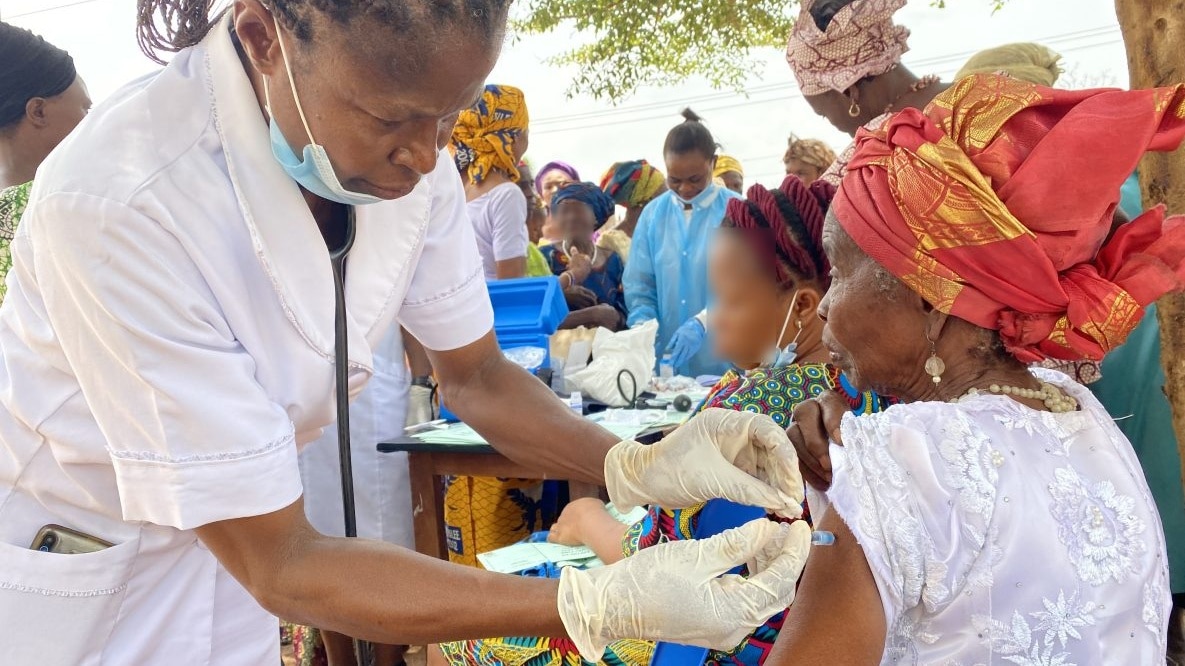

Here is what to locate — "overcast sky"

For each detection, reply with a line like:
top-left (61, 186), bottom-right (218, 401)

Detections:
top-left (5, 0), bottom-right (1129, 187)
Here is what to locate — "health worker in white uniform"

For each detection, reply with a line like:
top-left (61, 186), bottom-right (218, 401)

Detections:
top-left (0, 2), bottom-right (814, 664)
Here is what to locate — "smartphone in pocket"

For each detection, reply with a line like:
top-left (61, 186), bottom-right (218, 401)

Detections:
top-left (30, 524), bottom-right (112, 554)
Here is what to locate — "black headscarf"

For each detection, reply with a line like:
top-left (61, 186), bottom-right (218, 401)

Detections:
top-left (0, 22), bottom-right (76, 128)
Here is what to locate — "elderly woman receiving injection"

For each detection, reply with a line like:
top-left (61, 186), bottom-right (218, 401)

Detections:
top-left (770, 75), bottom-right (1185, 665)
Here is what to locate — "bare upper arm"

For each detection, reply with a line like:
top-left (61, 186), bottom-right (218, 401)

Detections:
top-left (767, 510), bottom-right (886, 665)
top-left (194, 498), bottom-right (317, 611)
top-left (495, 257), bottom-right (527, 279)
top-left (423, 330), bottom-right (502, 392)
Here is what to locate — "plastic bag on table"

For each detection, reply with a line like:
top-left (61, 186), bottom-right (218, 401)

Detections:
top-left (566, 320), bottom-right (658, 407)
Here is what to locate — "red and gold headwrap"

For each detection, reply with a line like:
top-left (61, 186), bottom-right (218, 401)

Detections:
top-left (833, 74), bottom-right (1185, 362)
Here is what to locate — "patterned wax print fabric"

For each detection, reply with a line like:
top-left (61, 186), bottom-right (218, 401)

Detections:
top-left (451, 85), bottom-right (529, 185)
top-left (826, 368), bottom-right (1171, 663)
top-left (440, 362), bottom-right (888, 666)
top-left (599, 160), bottom-right (665, 209)
top-left (443, 475), bottom-right (545, 567)
top-left (834, 74), bottom-right (1185, 363)
top-left (0, 182), bottom-right (31, 303)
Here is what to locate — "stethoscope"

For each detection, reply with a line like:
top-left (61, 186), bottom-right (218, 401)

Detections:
top-left (326, 210), bottom-right (375, 664)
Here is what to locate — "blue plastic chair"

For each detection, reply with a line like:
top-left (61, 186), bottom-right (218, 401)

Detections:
top-left (648, 499), bottom-right (767, 665)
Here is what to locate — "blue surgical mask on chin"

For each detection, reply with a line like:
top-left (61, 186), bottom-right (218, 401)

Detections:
top-left (266, 20), bottom-right (383, 207)
top-left (674, 182), bottom-right (717, 207)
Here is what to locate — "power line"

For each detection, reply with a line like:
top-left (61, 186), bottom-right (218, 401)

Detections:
top-left (530, 25), bottom-right (1120, 130)
top-left (532, 34), bottom-right (1122, 136)
top-left (3, 0), bottom-right (105, 20)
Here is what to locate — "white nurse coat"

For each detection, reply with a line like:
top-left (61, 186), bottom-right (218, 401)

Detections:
top-left (298, 325), bottom-right (414, 546)
top-left (0, 16), bottom-right (492, 665)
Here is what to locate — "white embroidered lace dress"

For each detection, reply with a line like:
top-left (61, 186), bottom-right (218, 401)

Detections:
top-left (825, 369), bottom-right (1171, 665)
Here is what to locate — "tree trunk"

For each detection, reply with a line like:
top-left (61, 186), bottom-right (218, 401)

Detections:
top-left (1114, 0), bottom-right (1185, 493)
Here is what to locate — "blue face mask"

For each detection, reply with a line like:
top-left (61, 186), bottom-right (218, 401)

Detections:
top-left (674, 181), bottom-right (718, 208)
top-left (266, 20), bottom-right (383, 207)
top-left (764, 290), bottom-right (802, 368)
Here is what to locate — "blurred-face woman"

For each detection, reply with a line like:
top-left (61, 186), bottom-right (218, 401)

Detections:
top-left (535, 160), bottom-right (580, 243)
top-left (543, 182), bottom-right (627, 331)
top-left (769, 76), bottom-right (1185, 665)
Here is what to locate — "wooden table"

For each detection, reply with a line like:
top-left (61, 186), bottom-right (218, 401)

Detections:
top-left (378, 426), bottom-right (672, 560)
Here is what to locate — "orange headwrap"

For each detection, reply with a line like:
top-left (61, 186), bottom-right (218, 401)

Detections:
top-left (834, 74), bottom-right (1185, 363)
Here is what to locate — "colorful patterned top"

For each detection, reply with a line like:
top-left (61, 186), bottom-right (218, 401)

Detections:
top-left (541, 245), bottom-right (627, 319)
top-left (439, 362), bottom-right (888, 666)
top-left (0, 182), bottom-right (30, 303)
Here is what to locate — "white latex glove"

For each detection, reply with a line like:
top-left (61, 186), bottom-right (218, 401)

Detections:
top-left (405, 384), bottom-right (435, 428)
top-left (604, 408), bottom-right (804, 517)
top-left (557, 518), bottom-right (812, 660)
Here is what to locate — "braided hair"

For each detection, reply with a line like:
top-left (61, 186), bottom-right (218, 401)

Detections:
top-left (136, 0), bottom-right (511, 64)
top-left (722, 175), bottom-right (835, 290)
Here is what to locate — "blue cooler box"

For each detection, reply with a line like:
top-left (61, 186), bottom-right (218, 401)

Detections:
top-left (439, 276), bottom-right (569, 421)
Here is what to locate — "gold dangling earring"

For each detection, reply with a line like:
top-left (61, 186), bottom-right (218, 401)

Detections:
top-left (924, 336), bottom-right (945, 385)
top-left (848, 98), bottom-right (861, 118)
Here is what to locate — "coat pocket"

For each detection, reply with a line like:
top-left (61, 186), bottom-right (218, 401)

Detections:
top-left (0, 533), bottom-right (140, 666)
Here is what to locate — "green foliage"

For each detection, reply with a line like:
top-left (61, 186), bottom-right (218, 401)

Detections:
top-left (513, 0), bottom-right (798, 102)
top-left (931, 0), bottom-right (1010, 11)
top-left (516, 0), bottom-right (1014, 103)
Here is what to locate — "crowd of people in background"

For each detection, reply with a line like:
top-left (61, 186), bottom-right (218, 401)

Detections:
top-left (3, 0), bottom-right (1185, 664)
top-left (429, 0), bottom-right (1185, 664)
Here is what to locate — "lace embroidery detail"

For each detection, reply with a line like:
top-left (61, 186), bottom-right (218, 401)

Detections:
top-left (0, 580), bottom-right (128, 598)
top-left (973, 590), bottom-right (1097, 666)
top-left (963, 526), bottom-right (1004, 591)
top-left (106, 425), bottom-right (295, 464)
top-left (1048, 466), bottom-right (1147, 586)
top-left (885, 610), bottom-right (938, 663)
top-left (974, 590), bottom-right (1097, 665)
top-left (840, 414), bottom-right (934, 615)
top-left (995, 410), bottom-right (1043, 438)
top-left (832, 377), bottom-right (1166, 663)
top-left (937, 415), bottom-right (998, 520)
top-left (1143, 570), bottom-right (1168, 638)
top-left (1033, 590), bottom-right (1098, 647)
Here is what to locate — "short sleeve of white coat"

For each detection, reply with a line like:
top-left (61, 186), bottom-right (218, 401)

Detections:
top-left (399, 155), bottom-right (494, 352)
top-left (31, 192), bottom-right (301, 531)
top-left (826, 404), bottom-right (994, 631)
top-left (489, 184), bottom-right (529, 262)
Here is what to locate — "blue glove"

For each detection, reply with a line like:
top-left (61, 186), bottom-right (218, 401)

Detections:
top-left (666, 318), bottom-right (706, 370)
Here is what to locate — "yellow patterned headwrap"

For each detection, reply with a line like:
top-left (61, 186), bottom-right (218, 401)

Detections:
top-left (451, 85), bottom-right (529, 184)
top-left (713, 154), bottom-right (744, 178)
